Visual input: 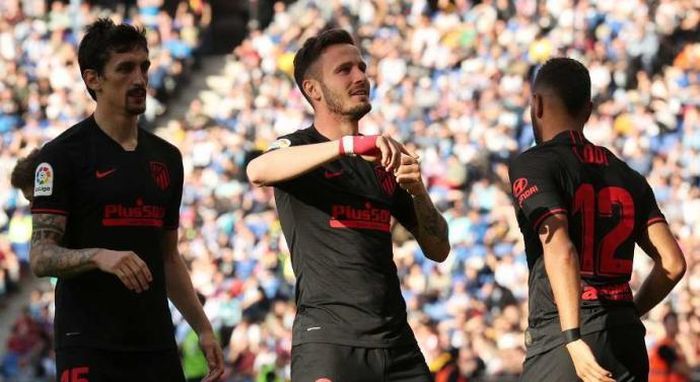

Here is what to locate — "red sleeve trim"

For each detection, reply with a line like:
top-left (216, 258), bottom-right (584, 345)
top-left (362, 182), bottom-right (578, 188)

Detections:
top-left (31, 208), bottom-right (68, 216)
top-left (646, 217), bottom-right (666, 227)
top-left (532, 208), bottom-right (568, 231)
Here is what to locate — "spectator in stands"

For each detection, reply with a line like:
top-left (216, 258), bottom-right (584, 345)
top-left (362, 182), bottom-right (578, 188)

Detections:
top-left (1, 0), bottom-right (698, 380)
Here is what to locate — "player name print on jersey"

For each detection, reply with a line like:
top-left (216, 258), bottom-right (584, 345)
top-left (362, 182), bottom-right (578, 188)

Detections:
top-left (330, 202), bottom-right (391, 232)
top-left (569, 131), bottom-right (609, 166)
top-left (34, 162), bottom-right (54, 196)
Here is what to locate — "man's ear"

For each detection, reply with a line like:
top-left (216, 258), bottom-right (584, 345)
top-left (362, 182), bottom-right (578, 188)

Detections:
top-left (303, 78), bottom-right (322, 102)
top-left (533, 94), bottom-right (544, 119)
top-left (83, 69), bottom-right (101, 95)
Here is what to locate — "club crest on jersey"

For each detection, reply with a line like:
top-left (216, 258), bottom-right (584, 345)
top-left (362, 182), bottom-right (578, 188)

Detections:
top-left (149, 161), bottom-right (170, 191)
top-left (34, 162), bottom-right (54, 196)
top-left (374, 166), bottom-right (396, 196)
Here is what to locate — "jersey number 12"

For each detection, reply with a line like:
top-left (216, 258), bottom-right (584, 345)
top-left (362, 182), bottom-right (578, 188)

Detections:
top-left (572, 184), bottom-right (635, 277)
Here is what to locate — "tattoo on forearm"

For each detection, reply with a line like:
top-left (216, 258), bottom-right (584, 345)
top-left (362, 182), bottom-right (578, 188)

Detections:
top-left (30, 214), bottom-right (97, 278)
top-left (414, 194), bottom-right (448, 240)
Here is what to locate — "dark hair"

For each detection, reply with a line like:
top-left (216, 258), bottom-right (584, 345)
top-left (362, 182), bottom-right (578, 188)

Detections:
top-left (11, 148), bottom-right (41, 193)
top-left (533, 57), bottom-right (591, 118)
top-left (78, 18), bottom-right (148, 100)
top-left (293, 28), bottom-right (356, 103)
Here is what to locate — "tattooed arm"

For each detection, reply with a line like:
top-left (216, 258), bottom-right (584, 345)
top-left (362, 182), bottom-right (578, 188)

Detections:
top-left (30, 213), bottom-right (97, 278)
top-left (30, 213), bottom-right (153, 293)
top-left (410, 192), bottom-right (450, 262)
top-left (394, 155), bottom-right (450, 262)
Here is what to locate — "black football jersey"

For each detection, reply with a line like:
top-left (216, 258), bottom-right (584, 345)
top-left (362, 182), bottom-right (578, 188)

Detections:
top-left (270, 126), bottom-right (419, 348)
top-left (509, 130), bottom-right (665, 356)
top-left (31, 116), bottom-right (183, 351)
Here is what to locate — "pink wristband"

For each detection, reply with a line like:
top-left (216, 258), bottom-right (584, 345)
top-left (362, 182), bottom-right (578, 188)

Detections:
top-left (339, 135), bottom-right (380, 156)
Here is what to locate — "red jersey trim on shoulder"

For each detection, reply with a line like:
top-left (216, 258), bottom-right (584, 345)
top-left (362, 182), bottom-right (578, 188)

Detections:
top-left (532, 208), bottom-right (567, 231)
top-left (646, 217), bottom-right (666, 227)
top-left (31, 208), bottom-right (68, 216)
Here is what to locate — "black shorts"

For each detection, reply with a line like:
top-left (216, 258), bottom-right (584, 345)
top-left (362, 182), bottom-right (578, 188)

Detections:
top-left (291, 342), bottom-right (430, 382)
top-left (520, 323), bottom-right (648, 382)
top-left (56, 347), bottom-right (185, 382)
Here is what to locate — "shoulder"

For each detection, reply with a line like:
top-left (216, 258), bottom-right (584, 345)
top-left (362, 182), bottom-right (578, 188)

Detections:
top-left (267, 126), bottom-right (317, 150)
top-left (41, 119), bottom-right (93, 152)
top-left (509, 145), bottom-right (560, 175)
top-left (141, 128), bottom-right (182, 159)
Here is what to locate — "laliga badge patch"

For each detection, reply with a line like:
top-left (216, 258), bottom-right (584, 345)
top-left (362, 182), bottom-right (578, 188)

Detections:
top-left (266, 138), bottom-right (291, 151)
top-left (34, 162), bottom-right (54, 196)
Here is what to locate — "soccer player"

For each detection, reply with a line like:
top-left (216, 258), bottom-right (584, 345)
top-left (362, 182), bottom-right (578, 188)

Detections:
top-left (509, 57), bottom-right (686, 382)
top-left (247, 28), bottom-right (450, 381)
top-left (29, 19), bottom-right (224, 382)
top-left (10, 148), bottom-right (41, 202)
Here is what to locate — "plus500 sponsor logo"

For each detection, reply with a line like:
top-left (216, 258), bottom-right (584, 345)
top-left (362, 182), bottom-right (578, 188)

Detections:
top-left (103, 199), bottom-right (165, 227)
top-left (329, 202), bottom-right (390, 232)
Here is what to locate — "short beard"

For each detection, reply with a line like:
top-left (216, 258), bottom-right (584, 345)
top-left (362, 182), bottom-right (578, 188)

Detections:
top-left (126, 105), bottom-right (146, 115)
top-left (321, 82), bottom-right (371, 121)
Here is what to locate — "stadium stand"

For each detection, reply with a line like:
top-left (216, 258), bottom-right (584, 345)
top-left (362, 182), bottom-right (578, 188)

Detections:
top-left (0, 0), bottom-right (698, 381)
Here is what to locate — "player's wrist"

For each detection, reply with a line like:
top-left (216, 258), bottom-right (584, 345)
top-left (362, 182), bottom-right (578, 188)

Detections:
top-left (338, 135), bottom-right (380, 157)
top-left (562, 327), bottom-right (581, 345)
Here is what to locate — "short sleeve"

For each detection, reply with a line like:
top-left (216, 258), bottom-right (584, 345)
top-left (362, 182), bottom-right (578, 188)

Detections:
top-left (267, 133), bottom-right (310, 192)
top-left (508, 150), bottom-right (567, 231)
top-left (164, 150), bottom-right (184, 230)
top-left (31, 145), bottom-right (72, 216)
top-left (638, 179), bottom-right (666, 231)
top-left (264, 134), bottom-right (306, 152)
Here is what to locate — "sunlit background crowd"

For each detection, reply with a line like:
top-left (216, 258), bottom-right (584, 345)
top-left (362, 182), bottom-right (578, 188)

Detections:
top-left (0, 0), bottom-right (698, 381)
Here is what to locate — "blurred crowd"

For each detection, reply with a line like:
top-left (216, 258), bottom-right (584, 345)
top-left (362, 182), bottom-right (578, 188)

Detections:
top-left (1, 0), bottom-right (699, 381)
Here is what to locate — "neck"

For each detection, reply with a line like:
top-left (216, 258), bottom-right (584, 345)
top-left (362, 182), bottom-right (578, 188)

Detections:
top-left (94, 103), bottom-right (139, 150)
top-left (313, 109), bottom-right (359, 140)
top-left (541, 116), bottom-right (584, 143)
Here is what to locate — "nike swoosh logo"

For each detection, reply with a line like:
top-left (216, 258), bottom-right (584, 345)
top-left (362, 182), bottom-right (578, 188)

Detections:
top-left (324, 170), bottom-right (344, 179)
top-left (96, 168), bottom-right (117, 179)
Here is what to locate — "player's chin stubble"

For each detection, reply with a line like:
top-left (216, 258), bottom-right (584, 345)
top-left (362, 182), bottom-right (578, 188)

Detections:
top-left (125, 100), bottom-right (146, 116)
top-left (323, 90), bottom-right (371, 121)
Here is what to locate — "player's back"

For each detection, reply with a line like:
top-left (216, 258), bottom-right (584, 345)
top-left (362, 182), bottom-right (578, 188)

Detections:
top-left (553, 131), bottom-right (663, 290)
top-left (510, 130), bottom-right (665, 356)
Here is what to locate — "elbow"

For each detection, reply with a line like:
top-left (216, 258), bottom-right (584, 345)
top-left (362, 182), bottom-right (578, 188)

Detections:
top-left (246, 159), bottom-right (267, 188)
top-left (668, 255), bottom-right (687, 281)
top-left (29, 251), bottom-right (47, 278)
top-left (430, 243), bottom-right (451, 263)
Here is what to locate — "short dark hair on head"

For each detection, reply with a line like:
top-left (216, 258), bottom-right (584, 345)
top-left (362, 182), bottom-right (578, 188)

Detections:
top-left (293, 28), bottom-right (356, 102)
top-left (11, 148), bottom-right (41, 192)
top-left (533, 57), bottom-right (591, 118)
top-left (78, 18), bottom-right (147, 100)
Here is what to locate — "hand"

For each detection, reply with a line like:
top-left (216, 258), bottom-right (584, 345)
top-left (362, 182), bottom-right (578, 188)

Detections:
top-left (199, 331), bottom-right (225, 382)
top-left (394, 154), bottom-right (427, 197)
top-left (376, 136), bottom-right (417, 172)
top-left (349, 135), bottom-right (415, 172)
top-left (565, 339), bottom-right (614, 382)
top-left (92, 249), bottom-right (152, 293)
